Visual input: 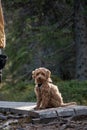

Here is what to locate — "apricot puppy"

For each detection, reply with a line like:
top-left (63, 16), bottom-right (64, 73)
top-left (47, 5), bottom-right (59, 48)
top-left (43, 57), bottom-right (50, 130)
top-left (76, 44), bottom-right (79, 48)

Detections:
top-left (32, 67), bottom-right (76, 110)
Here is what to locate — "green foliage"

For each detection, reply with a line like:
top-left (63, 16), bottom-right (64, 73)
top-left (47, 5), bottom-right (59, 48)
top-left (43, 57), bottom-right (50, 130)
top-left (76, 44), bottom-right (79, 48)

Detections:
top-left (0, 80), bottom-right (87, 105)
top-left (2, 0), bottom-right (87, 104)
top-left (33, 25), bottom-right (72, 48)
top-left (4, 1), bottom-right (73, 85)
top-left (4, 0), bottom-right (29, 9)
top-left (0, 81), bottom-right (36, 102)
top-left (57, 80), bottom-right (87, 105)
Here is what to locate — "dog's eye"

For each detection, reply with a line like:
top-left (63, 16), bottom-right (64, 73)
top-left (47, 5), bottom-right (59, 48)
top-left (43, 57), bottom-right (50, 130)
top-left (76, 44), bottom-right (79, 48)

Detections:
top-left (41, 72), bottom-right (45, 76)
top-left (36, 73), bottom-right (39, 76)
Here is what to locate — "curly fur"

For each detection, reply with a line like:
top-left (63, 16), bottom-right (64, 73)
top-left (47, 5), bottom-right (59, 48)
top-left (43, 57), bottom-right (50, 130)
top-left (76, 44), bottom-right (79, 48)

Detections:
top-left (32, 67), bottom-right (77, 110)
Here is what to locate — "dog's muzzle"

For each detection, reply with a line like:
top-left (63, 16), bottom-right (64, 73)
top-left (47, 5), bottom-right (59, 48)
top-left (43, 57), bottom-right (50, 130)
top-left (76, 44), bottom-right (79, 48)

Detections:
top-left (37, 77), bottom-right (42, 82)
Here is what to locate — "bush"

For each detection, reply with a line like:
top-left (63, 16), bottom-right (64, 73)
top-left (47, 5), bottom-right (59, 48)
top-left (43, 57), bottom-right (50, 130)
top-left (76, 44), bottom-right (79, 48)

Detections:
top-left (57, 80), bottom-right (87, 105)
top-left (0, 80), bottom-right (87, 105)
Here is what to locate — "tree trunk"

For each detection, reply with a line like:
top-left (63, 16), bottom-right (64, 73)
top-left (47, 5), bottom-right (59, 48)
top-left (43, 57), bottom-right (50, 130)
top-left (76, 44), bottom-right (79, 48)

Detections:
top-left (74, 0), bottom-right (87, 80)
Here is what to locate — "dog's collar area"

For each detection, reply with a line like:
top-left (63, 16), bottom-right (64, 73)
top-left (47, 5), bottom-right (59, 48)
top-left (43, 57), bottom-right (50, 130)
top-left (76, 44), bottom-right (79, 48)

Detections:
top-left (38, 83), bottom-right (42, 87)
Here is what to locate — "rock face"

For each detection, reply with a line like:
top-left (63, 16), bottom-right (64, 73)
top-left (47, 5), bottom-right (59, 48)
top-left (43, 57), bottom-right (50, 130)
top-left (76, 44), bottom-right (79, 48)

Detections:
top-left (0, 102), bottom-right (87, 129)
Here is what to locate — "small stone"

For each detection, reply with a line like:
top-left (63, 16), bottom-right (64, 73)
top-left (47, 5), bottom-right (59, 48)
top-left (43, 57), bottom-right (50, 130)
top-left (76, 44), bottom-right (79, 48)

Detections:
top-left (0, 114), bottom-right (7, 120)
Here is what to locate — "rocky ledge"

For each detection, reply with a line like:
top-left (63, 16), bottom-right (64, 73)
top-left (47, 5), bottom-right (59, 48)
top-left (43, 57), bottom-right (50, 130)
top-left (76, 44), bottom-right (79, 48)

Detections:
top-left (0, 102), bottom-right (87, 130)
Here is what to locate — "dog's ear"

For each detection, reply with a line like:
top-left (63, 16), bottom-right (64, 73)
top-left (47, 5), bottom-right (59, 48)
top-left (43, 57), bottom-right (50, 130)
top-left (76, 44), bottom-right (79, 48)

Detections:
top-left (46, 69), bottom-right (52, 83)
top-left (32, 70), bottom-right (35, 79)
top-left (46, 69), bottom-right (51, 78)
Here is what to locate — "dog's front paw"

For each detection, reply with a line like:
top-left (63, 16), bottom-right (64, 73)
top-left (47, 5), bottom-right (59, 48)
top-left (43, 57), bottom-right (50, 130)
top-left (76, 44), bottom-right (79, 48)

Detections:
top-left (39, 106), bottom-right (46, 110)
top-left (34, 106), bottom-right (39, 110)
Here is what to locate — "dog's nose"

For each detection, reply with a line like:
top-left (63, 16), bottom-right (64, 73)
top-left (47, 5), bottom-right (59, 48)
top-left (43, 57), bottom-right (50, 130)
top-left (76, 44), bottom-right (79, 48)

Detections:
top-left (38, 77), bottom-right (41, 80)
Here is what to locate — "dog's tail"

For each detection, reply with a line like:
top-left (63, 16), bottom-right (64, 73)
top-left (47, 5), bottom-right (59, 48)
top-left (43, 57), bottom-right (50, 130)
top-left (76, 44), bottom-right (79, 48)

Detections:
top-left (61, 102), bottom-right (77, 107)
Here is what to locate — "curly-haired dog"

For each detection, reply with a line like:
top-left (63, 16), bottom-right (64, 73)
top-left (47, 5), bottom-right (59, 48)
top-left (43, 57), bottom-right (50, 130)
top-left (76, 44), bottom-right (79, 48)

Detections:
top-left (32, 67), bottom-right (77, 110)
